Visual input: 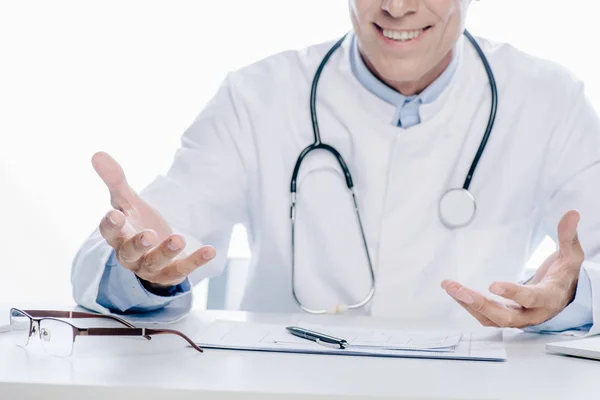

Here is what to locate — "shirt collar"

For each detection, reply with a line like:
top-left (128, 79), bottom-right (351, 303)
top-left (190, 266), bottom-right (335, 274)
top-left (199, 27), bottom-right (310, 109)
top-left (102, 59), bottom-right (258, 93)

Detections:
top-left (350, 33), bottom-right (458, 109)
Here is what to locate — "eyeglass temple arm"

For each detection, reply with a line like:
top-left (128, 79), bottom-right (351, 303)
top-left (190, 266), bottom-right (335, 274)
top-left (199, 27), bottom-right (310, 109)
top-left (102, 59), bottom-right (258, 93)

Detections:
top-left (24, 310), bottom-right (135, 327)
top-left (23, 310), bottom-right (151, 340)
top-left (80, 327), bottom-right (203, 353)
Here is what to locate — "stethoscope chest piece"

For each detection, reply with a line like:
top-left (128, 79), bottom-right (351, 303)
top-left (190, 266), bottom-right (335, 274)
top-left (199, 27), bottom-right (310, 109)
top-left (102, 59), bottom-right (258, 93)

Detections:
top-left (438, 188), bottom-right (476, 229)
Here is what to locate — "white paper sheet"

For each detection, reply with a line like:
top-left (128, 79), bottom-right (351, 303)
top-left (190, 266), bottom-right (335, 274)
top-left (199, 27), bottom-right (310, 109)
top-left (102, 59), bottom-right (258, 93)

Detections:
top-left (193, 320), bottom-right (506, 362)
top-left (0, 307), bottom-right (10, 333)
top-left (273, 325), bottom-right (461, 352)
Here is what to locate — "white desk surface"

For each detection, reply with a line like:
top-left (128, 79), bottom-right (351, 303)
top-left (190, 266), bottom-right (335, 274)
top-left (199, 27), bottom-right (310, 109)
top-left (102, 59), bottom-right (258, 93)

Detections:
top-left (1, 307), bottom-right (599, 400)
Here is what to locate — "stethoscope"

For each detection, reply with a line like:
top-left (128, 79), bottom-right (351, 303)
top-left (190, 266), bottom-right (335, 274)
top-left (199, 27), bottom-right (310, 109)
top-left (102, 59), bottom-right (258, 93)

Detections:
top-left (289, 30), bottom-right (498, 314)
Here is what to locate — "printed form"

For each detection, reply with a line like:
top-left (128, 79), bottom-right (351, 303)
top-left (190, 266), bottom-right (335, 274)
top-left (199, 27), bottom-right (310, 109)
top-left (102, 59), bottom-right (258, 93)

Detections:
top-left (194, 320), bottom-right (506, 361)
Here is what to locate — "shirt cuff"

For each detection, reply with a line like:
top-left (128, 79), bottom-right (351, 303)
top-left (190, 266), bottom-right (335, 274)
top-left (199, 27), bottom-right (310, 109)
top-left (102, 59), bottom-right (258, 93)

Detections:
top-left (523, 264), bottom-right (593, 333)
top-left (96, 251), bottom-right (192, 313)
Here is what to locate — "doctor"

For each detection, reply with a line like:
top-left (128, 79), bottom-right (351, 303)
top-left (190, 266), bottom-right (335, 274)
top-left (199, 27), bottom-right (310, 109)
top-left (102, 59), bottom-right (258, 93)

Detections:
top-left (72, 0), bottom-right (600, 334)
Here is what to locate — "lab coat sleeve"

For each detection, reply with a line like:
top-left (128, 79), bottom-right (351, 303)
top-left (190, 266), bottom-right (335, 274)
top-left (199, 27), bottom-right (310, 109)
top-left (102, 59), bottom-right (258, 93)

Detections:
top-left (527, 81), bottom-right (600, 336)
top-left (71, 74), bottom-right (251, 320)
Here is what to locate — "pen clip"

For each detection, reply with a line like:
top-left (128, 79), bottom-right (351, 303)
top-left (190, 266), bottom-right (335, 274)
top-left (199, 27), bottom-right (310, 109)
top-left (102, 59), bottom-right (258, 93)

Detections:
top-left (316, 338), bottom-right (348, 350)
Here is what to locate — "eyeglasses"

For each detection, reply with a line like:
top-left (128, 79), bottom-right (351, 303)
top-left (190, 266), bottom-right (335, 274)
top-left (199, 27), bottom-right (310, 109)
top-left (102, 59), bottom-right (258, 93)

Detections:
top-left (8, 308), bottom-right (203, 357)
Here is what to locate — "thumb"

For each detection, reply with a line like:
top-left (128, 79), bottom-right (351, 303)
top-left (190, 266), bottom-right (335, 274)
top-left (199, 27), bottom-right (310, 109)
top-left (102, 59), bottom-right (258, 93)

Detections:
top-left (91, 151), bottom-right (138, 211)
top-left (557, 210), bottom-right (584, 261)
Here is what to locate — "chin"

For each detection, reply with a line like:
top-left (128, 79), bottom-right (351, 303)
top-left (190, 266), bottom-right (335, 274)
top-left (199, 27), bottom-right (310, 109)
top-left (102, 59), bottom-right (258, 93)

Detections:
top-left (375, 60), bottom-right (426, 86)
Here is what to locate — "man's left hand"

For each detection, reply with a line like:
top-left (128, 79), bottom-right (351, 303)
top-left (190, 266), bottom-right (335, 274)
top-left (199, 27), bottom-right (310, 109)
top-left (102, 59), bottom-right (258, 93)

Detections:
top-left (442, 210), bottom-right (585, 328)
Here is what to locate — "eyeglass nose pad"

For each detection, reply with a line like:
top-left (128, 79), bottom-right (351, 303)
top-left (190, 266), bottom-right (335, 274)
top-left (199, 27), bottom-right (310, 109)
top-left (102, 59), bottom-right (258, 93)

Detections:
top-left (41, 328), bottom-right (51, 342)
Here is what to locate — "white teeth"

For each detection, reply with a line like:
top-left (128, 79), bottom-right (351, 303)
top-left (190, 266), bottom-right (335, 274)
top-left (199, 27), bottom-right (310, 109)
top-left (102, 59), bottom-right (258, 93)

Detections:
top-left (382, 28), bottom-right (424, 42)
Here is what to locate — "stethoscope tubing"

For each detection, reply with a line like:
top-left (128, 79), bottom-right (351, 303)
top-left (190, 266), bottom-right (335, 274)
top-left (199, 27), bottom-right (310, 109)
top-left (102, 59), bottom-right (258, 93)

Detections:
top-left (289, 29), bottom-right (497, 313)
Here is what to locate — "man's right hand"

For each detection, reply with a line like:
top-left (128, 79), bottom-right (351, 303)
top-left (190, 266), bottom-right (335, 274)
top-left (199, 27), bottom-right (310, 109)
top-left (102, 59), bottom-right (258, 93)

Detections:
top-left (92, 152), bottom-right (216, 290)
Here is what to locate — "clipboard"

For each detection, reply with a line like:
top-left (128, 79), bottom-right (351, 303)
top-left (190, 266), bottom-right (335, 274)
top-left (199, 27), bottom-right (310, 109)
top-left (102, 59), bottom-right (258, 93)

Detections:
top-left (193, 320), bottom-right (507, 362)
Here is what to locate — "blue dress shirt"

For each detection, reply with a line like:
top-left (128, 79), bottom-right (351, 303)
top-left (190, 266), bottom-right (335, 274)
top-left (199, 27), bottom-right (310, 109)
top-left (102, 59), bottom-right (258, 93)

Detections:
top-left (349, 34), bottom-right (458, 128)
top-left (97, 251), bottom-right (191, 312)
top-left (96, 34), bottom-right (593, 332)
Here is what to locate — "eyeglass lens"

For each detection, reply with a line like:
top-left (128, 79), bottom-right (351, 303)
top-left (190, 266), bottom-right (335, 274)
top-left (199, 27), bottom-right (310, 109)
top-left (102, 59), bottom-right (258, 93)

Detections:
top-left (9, 309), bottom-right (75, 357)
top-left (9, 309), bottom-right (31, 347)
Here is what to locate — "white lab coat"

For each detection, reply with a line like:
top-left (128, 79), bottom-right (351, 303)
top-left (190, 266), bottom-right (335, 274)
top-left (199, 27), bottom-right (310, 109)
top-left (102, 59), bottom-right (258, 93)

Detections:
top-left (72, 34), bottom-right (600, 334)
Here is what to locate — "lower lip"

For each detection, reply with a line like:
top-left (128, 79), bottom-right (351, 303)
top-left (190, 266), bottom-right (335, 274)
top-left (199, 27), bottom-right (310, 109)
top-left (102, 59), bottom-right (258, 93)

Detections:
top-left (374, 24), bottom-right (431, 48)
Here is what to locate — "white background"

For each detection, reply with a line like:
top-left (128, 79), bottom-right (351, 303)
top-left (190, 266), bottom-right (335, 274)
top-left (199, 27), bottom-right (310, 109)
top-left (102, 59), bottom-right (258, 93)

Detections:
top-left (0, 1), bottom-right (596, 309)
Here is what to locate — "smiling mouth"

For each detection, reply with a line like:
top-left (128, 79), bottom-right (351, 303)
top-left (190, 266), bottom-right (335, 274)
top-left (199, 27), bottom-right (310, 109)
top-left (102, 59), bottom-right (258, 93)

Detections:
top-left (374, 23), bottom-right (432, 42)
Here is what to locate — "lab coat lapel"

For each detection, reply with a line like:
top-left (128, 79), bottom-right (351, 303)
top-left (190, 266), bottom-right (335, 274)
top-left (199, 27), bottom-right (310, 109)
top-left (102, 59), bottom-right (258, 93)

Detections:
top-left (367, 44), bottom-right (493, 319)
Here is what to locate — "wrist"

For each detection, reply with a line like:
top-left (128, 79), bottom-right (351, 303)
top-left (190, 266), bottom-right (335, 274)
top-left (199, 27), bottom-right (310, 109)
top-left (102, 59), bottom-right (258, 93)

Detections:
top-left (567, 275), bottom-right (580, 305)
top-left (138, 276), bottom-right (182, 297)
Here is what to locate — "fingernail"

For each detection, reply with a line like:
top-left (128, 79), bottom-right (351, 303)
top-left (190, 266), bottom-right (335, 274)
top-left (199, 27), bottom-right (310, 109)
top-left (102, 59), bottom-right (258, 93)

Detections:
top-left (203, 248), bottom-right (215, 260)
top-left (167, 240), bottom-right (180, 251)
top-left (107, 214), bottom-right (117, 226)
top-left (446, 285), bottom-right (458, 296)
top-left (140, 235), bottom-right (151, 247)
top-left (456, 290), bottom-right (474, 305)
top-left (491, 285), bottom-right (505, 295)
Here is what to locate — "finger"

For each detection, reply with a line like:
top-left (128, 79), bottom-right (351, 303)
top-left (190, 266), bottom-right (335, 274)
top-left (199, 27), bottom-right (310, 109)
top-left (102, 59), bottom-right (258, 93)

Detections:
top-left (98, 210), bottom-right (128, 248)
top-left (442, 281), bottom-right (498, 327)
top-left (155, 246), bottom-right (217, 285)
top-left (443, 281), bottom-right (526, 328)
top-left (137, 234), bottom-right (188, 275)
top-left (91, 152), bottom-right (138, 212)
top-left (489, 282), bottom-right (547, 309)
top-left (557, 210), bottom-right (584, 263)
top-left (528, 251), bottom-right (559, 285)
top-left (455, 299), bottom-right (499, 327)
top-left (117, 230), bottom-right (159, 264)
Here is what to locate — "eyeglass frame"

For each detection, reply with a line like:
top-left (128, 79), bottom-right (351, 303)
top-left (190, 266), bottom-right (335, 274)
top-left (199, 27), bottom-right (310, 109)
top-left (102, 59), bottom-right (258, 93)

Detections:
top-left (9, 308), bottom-right (203, 355)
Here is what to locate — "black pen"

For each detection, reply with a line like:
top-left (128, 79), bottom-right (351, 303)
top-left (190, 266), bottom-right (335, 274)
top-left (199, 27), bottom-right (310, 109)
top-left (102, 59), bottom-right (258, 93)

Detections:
top-left (285, 326), bottom-right (348, 349)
